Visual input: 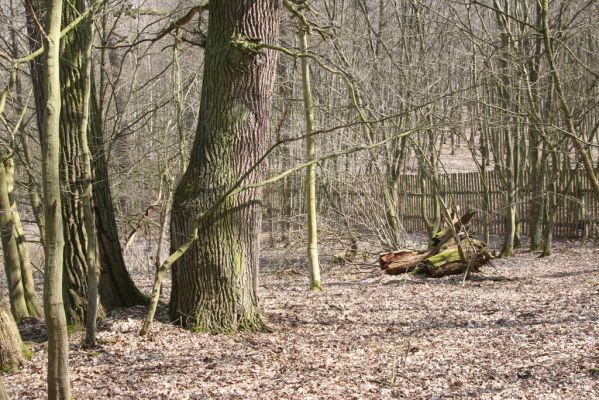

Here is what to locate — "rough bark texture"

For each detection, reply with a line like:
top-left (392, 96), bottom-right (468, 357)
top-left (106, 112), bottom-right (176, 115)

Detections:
top-left (169, 1), bottom-right (280, 332)
top-left (90, 90), bottom-right (147, 310)
top-left (27, 0), bottom-right (146, 326)
top-left (0, 296), bottom-right (23, 373)
top-left (58, 0), bottom-right (97, 327)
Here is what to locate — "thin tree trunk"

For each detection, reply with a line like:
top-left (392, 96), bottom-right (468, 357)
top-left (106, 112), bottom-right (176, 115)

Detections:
top-left (7, 0), bottom-right (44, 316)
top-left (540, 0), bottom-right (599, 200)
top-left (529, 132), bottom-right (544, 250)
top-left (542, 172), bottom-right (557, 257)
top-left (0, 157), bottom-right (28, 320)
top-left (501, 129), bottom-right (516, 258)
top-left (169, 1), bottom-right (280, 333)
top-left (77, 12), bottom-right (98, 347)
top-left (4, 157), bottom-right (42, 317)
top-left (299, 27), bottom-right (322, 291)
top-left (139, 173), bottom-right (173, 336)
top-left (41, 0), bottom-right (71, 396)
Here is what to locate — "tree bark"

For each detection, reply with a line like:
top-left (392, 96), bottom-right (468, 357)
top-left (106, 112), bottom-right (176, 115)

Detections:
top-left (0, 376), bottom-right (7, 400)
top-left (169, 1), bottom-right (280, 333)
top-left (0, 295), bottom-right (23, 374)
top-left (26, 0), bottom-right (146, 327)
top-left (58, 0), bottom-right (99, 327)
top-left (0, 157), bottom-right (28, 321)
top-left (4, 158), bottom-right (42, 318)
top-left (41, 0), bottom-right (72, 396)
top-left (89, 89), bottom-right (147, 310)
top-left (299, 27), bottom-right (322, 291)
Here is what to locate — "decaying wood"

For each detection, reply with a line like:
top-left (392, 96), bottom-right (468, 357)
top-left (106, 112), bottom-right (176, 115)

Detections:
top-left (380, 211), bottom-right (493, 278)
top-left (428, 210), bottom-right (476, 255)
top-left (379, 250), bottom-right (428, 274)
top-left (425, 239), bottom-right (493, 277)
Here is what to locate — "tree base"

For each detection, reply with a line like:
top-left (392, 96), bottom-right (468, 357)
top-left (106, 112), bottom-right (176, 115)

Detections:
top-left (172, 308), bottom-right (270, 334)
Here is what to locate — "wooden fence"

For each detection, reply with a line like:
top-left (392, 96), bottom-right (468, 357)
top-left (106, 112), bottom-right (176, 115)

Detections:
top-left (263, 169), bottom-right (599, 239)
top-left (397, 169), bottom-right (599, 239)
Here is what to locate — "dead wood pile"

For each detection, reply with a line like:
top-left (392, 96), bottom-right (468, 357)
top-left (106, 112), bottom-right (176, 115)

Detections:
top-left (379, 211), bottom-right (494, 277)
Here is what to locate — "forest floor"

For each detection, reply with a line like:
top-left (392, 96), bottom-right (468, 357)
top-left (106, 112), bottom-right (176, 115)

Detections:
top-left (5, 240), bottom-right (599, 399)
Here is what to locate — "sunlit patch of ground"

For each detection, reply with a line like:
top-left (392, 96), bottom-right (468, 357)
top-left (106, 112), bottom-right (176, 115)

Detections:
top-left (5, 242), bottom-right (599, 399)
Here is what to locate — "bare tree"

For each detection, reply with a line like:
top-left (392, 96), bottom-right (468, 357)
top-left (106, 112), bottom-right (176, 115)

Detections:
top-left (40, 0), bottom-right (71, 396)
top-left (169, 1), bottom-right (280, 332)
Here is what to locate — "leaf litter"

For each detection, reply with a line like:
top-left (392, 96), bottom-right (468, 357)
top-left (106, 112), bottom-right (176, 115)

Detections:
top-left (4, 242), bottom-right (599, 399)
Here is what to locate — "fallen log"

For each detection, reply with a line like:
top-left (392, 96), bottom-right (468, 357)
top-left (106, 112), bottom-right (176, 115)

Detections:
top-left (379, 210), bottom-right (494, 278)
top-left (379, 249), bottom-right (428, 275)
top-left (428, 209), bottom-right (476, 255)
top-left (424, 239), bottom-right (493, 277)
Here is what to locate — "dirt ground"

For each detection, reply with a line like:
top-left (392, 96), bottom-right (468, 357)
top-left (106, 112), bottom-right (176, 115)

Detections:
top-left (5, 241), bottom-right (599, 399)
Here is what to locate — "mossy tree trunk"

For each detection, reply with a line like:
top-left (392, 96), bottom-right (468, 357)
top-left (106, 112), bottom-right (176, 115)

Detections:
top-left (0, 157), bottom-right (28, 321)
top-left (4, 158), bottom-right (42, 319)
top-left (3, 0), bottom-right (43, 320)
top-left (0, 295), bottom-right (23, 374)
top-left (41, 0), bottom-right (72, 396)
top-left (169, 1), bottom-right (280, 333)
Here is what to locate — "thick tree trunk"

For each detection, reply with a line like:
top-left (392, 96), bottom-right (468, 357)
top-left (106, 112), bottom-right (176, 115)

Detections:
top-left (90, 89), bottom-right (147, 310)
top-left (27, 0), bottom-right (146, 327)
top-left (41, 0), bottom-right (72, 396)
top-left (0, 296), bottom-right (23, 374)
top-left (58, 0), bottom-right (98, 327)
top-left (169, 1), bottom-right (280, 333)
